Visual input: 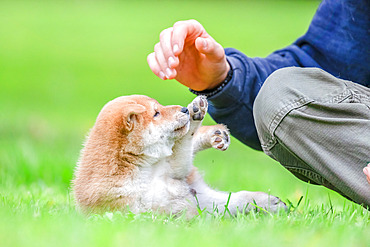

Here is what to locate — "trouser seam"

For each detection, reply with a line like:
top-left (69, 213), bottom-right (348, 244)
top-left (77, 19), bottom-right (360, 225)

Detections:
top-left (271, 138), bottom-right (344, 196)
top-left (273, 138), bottom-right (321, 181)
top-left (262, 89), bottom-right (354, 152)
top-left (261, 97), bottom-right (313, 151)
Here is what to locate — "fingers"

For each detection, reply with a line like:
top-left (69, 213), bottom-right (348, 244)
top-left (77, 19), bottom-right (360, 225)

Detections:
top-left (171, 20), bottom-right (224, 62)
top-left (364, 163), bottom-right (370, 184)
top-left (147, 49), bottom-right (177, 80)
top-left (155, 41), bottom-right (176, 79)
top-left (195, 37), bottom-right (225, 62)
top-left (147, 52), bottom-right (166, 80)
top-left (171, 20), bottom-right (205, 56)
top-left (147, 27), bottom-right (178, 80)
top-left (148, 19), bottom-right (216, 81)
top-left (159, 28), bottom-right (178, 68)
top-left (159, 28), bottom-right (178, 78)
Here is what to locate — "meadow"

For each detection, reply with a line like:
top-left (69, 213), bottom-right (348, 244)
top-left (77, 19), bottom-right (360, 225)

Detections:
top-left (0, 1), bottom-right (369, 246)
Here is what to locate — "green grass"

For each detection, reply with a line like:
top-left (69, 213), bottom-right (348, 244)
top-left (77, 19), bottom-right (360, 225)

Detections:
top-left (0, 1), bottom-right (369, 247)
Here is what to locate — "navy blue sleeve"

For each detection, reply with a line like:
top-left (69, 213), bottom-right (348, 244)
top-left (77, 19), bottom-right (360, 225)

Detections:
top-left (204, 0), bottom-right (368, 151)
top-left (207, 46), bottom-right (320, 150)
top-left (294, 0), bottom-right (370, 86)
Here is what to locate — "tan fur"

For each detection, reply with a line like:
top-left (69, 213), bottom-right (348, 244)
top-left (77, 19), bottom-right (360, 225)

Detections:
top-left (72, 95), bottom-right (286, 216)
top-left (73, 95), bottom-right (189, 213)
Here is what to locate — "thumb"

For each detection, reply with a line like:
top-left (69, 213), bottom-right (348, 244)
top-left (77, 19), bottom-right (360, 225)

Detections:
top-left (195, 37), bottom-right (224, 60)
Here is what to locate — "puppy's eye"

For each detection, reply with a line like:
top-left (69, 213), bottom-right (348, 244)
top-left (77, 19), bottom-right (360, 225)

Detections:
top-left (154, 111), bottom-right (160, 118)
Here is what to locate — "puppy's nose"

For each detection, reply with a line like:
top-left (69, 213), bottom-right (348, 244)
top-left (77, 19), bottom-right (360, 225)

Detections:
top-left (181, 107), bottom-right (189, 115)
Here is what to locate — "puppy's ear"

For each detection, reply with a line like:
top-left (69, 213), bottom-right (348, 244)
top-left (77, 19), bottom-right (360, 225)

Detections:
top-left (123, 103), bottom-right (146, 131)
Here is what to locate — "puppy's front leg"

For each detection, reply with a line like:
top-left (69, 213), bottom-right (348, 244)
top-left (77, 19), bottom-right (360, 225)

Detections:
top-left (192, 125), bottom-right (230, 154)
top-left (187, 95), bottom-right (208, 135)
top-left (168, 96), bottom-right (208, 179)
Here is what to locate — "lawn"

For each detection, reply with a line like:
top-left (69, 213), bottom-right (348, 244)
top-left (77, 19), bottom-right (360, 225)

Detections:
top-left (0, 1), bottom-right (369, 247)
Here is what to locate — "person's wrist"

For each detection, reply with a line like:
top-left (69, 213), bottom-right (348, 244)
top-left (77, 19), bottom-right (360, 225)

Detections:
top-left (204, 61), bottom-right (231, 91)
top-left (189, 62), bottom-right (233, 97)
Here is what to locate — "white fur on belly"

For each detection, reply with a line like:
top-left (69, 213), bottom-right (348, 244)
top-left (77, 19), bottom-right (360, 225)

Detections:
top-left (142, 123), bottom-right (175, 159)
top-left (116, 159), bottom-right (195, 214)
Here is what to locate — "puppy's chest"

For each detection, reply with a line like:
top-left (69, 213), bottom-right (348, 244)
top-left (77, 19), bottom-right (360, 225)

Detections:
top-left (122, 160), bottom-right (190, 209)
top-left (146, 161), bottom-right (189, 195)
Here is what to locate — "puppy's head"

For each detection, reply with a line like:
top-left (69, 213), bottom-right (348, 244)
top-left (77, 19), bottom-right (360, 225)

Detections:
top-left (91, 95), bottom-right (190, 159)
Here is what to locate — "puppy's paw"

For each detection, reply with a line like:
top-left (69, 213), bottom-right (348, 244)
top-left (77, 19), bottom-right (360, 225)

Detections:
top-left (210, 125), bottom-right (230, 151)
top-left (188, 96), bottom-right (208, 121)
top-left (234, 191), bottom-right (287, 214)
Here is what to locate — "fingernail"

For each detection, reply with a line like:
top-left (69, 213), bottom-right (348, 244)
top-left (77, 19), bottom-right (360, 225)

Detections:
top-left (166, 68), bottom-right (172, 78)
top-left (173, 44), bottom-right (179, 54)
top-left (159, 71), bottom-right (166, 80)
top-left (168, 57), bottom-right (175, 68)
top-left (364, 167), bottom-right (369, 175)
top-left (202, 39), bottom-right (208, 49)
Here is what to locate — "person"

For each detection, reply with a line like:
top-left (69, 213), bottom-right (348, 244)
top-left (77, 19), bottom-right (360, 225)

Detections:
top-left (147, 0), bottom-right (370, 207)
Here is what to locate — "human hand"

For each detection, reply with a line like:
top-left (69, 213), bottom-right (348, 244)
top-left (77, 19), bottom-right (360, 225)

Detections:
top-left (364, 163), bottom-right (370, 184)
top-left (147, 20), bottom-right (230, 91)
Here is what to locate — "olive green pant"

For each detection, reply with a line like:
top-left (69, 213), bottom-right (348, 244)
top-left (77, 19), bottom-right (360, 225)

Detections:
top-left (253, 67), bottom-right (370, 207)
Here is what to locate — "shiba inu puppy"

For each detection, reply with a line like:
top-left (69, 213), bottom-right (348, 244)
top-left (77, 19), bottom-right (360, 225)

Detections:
top-left (73, 95), bottom-right (286, 216)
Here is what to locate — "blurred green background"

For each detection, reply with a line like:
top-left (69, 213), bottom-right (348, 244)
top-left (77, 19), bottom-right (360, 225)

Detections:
top-left (1, 1), bottom-right (368, 247)
top-left (0, 0), bottom-right (339, 202)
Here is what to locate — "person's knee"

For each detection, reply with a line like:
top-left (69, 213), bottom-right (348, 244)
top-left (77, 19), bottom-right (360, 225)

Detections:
top-left (254, 67), bottom-right (302, 109)
top-left (253, 67), bottom-right (328, 152)
top-left (254, 66), bottom-right (346, 129)
top-left (254, 67), bottom-right (300, 138)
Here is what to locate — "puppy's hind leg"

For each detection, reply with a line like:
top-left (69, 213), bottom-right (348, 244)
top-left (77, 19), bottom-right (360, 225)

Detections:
top-left (188, 168), bottom-right (287, 215)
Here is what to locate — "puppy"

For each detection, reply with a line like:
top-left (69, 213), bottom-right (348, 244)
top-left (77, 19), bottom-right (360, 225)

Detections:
top-left (72, 95), bottom-right (286, 217)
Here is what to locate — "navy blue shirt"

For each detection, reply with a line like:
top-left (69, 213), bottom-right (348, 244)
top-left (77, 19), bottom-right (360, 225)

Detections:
top-left (206, 0), bottom-right (370, 151)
